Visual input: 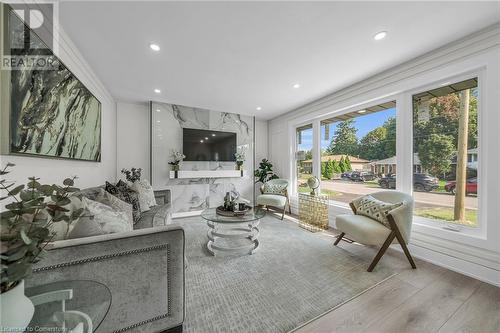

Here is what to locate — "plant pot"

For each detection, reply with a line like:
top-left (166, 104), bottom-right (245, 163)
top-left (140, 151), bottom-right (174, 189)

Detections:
top-left (171, 165), bottom-right (180, 171)
top-left (236, 162), bottom-right (243, 170)
top-left (0, 280), bottom-right (35, 331)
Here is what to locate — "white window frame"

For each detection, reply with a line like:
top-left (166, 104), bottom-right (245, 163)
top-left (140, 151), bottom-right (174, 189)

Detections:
top-left (288, 69), bottom-right (486, 241)
top-left (405, 70), bottom-right (485, 239)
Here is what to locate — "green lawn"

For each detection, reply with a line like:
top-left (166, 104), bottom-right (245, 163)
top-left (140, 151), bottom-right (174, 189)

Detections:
top-left (297, 186), bottom-right (341, 198)
top-left (414, 207), bottom-right (477, 227)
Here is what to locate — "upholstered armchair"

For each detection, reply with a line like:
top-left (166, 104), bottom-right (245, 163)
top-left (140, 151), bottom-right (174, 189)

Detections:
top-left (256, 179), bottom-right (292, 220)
top-left (334, 191), bottom-right (417, 272)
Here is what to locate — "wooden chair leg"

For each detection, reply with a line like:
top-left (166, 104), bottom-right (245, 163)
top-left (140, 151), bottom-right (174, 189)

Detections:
top-left (367, 231), bottom-right (395, 272)
top-left (288, 199), bottom-right (292, 214)
top-left (334, 232), bottom-right (345, 246)
top-left (388, 215), bottom-right (417, 269)
top-left (281, 206), bottom-right (285, 220)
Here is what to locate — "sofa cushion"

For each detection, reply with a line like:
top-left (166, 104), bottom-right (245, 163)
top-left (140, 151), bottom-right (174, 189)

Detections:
top-left (336, 214), bottom-right (391, 246)
top-left (96, 189), bottom-right (134, 229)
top-left (131, 180), bottom-right (156, 213)
top-left (78, 197), bottom-right (133, 235)
top-left (256, 194), bottom-right (287, 207)
top-left (134, 203), bottom-right (172, 230)
top-left (105, 180), bottom-right (141, 223)
top-left (351, 195), bottom-right (402, 228)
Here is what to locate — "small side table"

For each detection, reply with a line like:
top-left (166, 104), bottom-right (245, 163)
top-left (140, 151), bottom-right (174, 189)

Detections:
top-left (298, 193), bottom-right (329, 232)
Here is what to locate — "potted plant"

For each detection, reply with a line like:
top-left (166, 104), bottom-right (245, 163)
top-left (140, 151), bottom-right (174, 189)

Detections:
top-left (254, 159), bottom-right (279, 183)
top-left (169, 151), bottom-right (185, 171)
top-left (0, 163), bottom-right (84, 330)
top-left (121, 167), bottom-right (142, 183)
top-left (234, 151), bottom-right (245, 170)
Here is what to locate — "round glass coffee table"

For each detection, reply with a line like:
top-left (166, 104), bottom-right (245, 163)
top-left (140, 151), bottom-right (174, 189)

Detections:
top-left (25, 280), bottom-right (111, 332)
top-left (201, 207), bottom-right (266, 256)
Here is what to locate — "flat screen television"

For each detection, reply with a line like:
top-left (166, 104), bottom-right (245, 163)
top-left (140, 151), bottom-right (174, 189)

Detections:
top-left (183, 128), bottom-right (237, 161)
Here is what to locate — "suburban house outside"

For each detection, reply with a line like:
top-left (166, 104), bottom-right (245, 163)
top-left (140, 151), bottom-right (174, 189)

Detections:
top-left (301, 155), bottom-right (370, 173)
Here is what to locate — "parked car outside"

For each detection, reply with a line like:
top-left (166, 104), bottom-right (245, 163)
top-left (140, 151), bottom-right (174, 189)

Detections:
top-left (341, 172), bottom-right (353, 179)
top-left (349, 171), bottom-right (376, 182)
top-left (445, 178), bottom-right (477, 195)
top-left (378, 173), bottom-right (439, 192)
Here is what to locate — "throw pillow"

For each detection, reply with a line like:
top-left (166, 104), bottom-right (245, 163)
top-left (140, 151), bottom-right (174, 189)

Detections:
top-left (49, 196), bottom-right (85, 240)
top-left (130, 179), bottom-right (156, 212)
top-left (79, 197), bottom-right (133, 234)
top-left (96, 188), bottom-right (134, 229)
top-left (351, 195), bottom-right (403, 228)
top-left (68, 215), bottom-right (104, 239)
top-left (262, 182), bottom-right (287, 195)
top-left (105, 180), bottom-right (141, 223)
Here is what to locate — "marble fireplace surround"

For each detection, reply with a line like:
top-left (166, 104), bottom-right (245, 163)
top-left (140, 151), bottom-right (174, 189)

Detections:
top-left (151, 102), bottom-right (255, 217)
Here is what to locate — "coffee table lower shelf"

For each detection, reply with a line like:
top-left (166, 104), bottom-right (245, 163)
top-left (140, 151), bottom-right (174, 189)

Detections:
top-left (206, 220), bottom-right (260, 256)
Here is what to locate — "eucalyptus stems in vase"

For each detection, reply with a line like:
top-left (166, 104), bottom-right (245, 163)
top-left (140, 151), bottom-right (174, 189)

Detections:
top-left (0, 163), bottom-right (85, 330)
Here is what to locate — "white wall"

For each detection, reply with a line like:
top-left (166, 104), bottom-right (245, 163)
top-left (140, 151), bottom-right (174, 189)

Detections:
top-left (116, 102), bottom-right (150, 182)
top-left (254, 119), bottom-right (268, 165)
top-left (0, 24), bottom-right (116, 189)
top-left (269, 23), bottom-right (500, 286)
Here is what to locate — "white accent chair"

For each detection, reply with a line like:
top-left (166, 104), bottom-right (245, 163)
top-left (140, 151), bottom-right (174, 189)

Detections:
top-left (256, 179), bottom-right (291, 220)
top-left (334, 191), bottom-right (417, 272)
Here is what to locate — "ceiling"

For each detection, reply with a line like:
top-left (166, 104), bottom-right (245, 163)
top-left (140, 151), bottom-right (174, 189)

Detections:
top-left (59, 1), bottom-right (500, 120)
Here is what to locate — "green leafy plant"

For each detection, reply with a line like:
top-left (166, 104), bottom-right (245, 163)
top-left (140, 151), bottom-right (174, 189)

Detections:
top-left (121, 167), bottom-right (142, 183)
top-left (0, 163), bottom-right (84, 293)
top-left (254, 159), bottom-right (279, 184)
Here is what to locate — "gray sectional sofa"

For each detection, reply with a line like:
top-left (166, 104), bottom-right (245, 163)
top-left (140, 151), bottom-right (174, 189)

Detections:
top-left (26, 188), bottom-right (185, 333)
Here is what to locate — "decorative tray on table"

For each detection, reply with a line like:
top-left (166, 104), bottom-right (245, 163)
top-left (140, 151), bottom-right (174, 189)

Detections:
top-left (216, 205), bottom-right (252, 217)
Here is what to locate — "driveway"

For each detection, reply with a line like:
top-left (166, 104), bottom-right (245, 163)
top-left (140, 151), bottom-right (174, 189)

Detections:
top-left (321, 180), bottom-right (478, 210)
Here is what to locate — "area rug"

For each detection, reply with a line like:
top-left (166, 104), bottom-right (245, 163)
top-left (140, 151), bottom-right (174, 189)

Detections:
top-left (176, 215), bottom-right (394, 333)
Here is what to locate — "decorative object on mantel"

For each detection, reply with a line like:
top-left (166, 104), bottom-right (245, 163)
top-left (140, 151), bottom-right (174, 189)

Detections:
top-left (307, 176), bottom-right (321, 196)
top-left (121, 168), bottom-right (142, 183)
top-left (0, 163), bottom-right (85, 331)
top-left (234, 149), bottom-right (246, 170)
top-left (168, 151), bottom-right (185, 171)
top-left (5, 6), bottom-right (101, 162)
top-left (254, 159), bottom-right (279, 184)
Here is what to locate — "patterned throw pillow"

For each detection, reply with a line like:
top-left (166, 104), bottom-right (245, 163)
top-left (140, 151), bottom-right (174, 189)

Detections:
top-left (105, 180), bottom-right (141, 223)
top-left (262, 182), bottom-right (287, 195)
top-left (130, 180), bottom-right (156, 213)
top-left (96, 188), bottom-right (134, 229)
top-left (74, 197), bottom-right (133, 235)
top-left (351, 195), bottom-right (403, 228)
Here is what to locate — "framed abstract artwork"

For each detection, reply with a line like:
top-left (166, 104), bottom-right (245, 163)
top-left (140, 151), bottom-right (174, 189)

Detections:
top-left (2, 4), bottom-right (102, 162)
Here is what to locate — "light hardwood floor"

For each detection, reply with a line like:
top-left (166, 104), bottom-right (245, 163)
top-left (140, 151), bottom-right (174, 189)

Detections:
top-left (293, 232), bottom-right (500, 333)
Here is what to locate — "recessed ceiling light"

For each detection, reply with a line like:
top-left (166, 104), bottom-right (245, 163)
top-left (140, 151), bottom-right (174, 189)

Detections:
top-left (156, 109), bottom-right (160, 112)
top-left (204, 137), bottom-right (208, 140)
top-left (154, 89), bottom-right (161, 94)
top-left (373, 31), bottom-right (387, 41)
top-left (156, 120), bottom-right (161, 123)
top-left (293, 83), bottom-right (300, 89)
top-left (200, 140), bottom-right (204, 143)
top-left (358, 110), bottom-right (366, 114)
top-left (211, 134), bottom-right (216, 137)
top-left (256, 106), bottom-right (262, 111)
top-left (149, 43), bottom-right (160, 51)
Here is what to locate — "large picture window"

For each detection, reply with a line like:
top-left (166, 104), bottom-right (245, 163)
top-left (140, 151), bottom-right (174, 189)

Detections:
top-left (412, 78), bottom-right (479, 227)
top-left (296, 124), bottom-right (313, 193)
top-left (317, 102), bottom-right (397, 203)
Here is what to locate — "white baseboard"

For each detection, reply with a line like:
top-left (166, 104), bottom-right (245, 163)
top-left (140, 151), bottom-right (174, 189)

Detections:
top-left (399, 243), bottom-right (500, 287)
